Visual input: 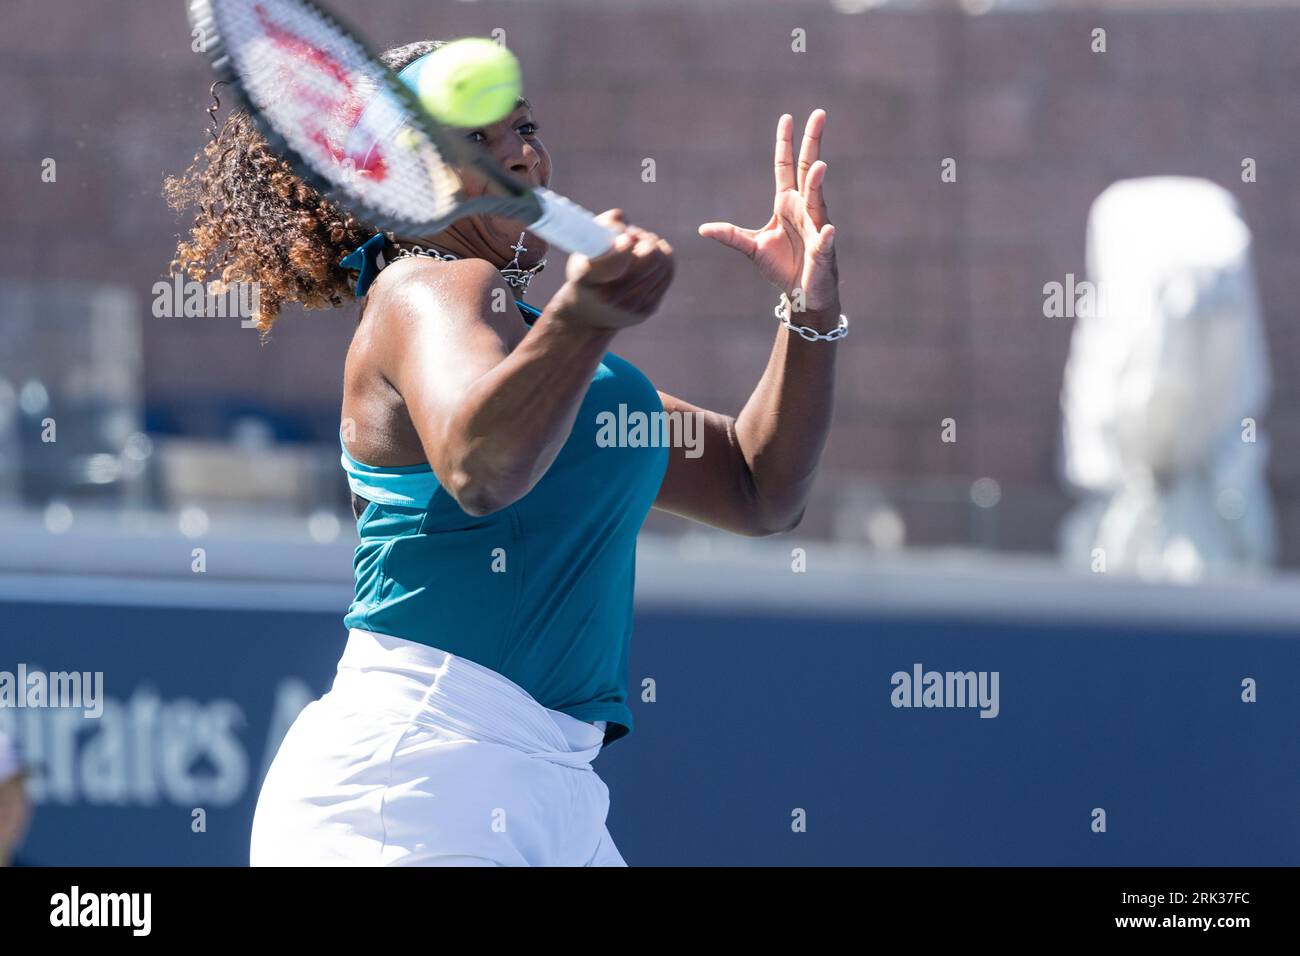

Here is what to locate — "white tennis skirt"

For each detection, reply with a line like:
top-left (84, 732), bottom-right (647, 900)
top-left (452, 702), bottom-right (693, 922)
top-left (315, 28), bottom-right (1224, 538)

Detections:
top-left (250, 628), bottom-right (625, 866)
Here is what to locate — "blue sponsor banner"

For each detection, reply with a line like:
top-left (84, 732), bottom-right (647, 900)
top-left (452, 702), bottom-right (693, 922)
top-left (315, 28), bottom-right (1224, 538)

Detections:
top-left (3, 595), bottom-right (1298, 865)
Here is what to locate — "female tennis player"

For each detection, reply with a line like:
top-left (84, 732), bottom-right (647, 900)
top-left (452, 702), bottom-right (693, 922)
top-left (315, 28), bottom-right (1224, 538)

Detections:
top-left (167, 39), bottom-right (843, 866)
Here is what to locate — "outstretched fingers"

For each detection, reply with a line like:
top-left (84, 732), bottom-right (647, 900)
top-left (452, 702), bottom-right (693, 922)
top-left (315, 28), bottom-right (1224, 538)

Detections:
top-left (698, 221), bottom-right (759, 259)
top-left (804, 159), bottom-right (830, 231)
top-left (796, 109), bottom-right (826, 196)
top-left (812, 222), bottom-right (836, 261)
top-left (773, 113), bottom-right (796, 195)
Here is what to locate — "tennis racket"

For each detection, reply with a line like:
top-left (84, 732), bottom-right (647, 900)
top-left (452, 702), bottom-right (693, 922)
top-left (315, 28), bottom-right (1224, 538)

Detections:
top-left (187, 0), bottom-right (616, 257)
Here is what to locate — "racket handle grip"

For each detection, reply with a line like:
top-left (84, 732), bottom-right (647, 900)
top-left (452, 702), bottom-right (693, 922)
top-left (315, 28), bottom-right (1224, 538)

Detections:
top-left (528, 188), bottom-right (617, 258)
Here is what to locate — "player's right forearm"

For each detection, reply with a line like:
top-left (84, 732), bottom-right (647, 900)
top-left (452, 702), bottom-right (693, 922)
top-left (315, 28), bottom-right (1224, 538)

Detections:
top-left (439, 314), bottom-right (617, 516)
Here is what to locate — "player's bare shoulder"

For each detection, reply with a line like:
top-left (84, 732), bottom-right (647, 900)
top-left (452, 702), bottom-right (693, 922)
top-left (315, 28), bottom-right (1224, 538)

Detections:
top-left (366, 255), bottom-right (517, 333)
top-left (352, 255), bottom-right (527, 401)
top-left (354, 256), bottom-right (519, 362)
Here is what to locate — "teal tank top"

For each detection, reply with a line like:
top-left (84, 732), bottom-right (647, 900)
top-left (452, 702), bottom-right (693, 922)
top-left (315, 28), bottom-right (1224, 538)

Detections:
top-left (341, 300), bottom-right (669, 746)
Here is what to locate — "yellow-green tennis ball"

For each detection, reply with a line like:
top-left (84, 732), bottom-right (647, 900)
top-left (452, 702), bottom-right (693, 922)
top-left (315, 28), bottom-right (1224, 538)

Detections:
top-left (417, 38), bottom-right (522, 128)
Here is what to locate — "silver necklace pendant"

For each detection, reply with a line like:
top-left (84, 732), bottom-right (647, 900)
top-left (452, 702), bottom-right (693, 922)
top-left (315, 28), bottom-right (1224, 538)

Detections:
top-left (391, 231), bottom-right (546, 296)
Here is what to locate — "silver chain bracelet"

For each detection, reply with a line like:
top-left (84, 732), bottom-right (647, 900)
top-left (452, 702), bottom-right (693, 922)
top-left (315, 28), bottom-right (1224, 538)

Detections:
top-left (775, 293), bottom-right (849, 342)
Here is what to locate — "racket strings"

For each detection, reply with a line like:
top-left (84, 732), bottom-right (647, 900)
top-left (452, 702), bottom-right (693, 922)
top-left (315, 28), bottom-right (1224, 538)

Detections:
top-left (210, 0), bottom-right (463, 228)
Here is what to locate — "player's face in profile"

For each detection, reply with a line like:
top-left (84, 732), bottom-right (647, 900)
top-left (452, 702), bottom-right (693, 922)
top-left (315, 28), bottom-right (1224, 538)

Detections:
top-left (461, 101), bottom-right (550, 190)
top-left (436, 101), bottom-right (552, 265)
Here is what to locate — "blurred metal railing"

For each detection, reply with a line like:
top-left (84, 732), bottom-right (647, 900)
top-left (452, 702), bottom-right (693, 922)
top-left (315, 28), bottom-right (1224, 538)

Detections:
top-left (0, 281), bottom-right (146, 510)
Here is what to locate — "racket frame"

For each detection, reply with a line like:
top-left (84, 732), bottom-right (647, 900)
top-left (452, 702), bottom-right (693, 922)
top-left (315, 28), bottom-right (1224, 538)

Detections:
top-left (187, 0), bottom-right (546, 237)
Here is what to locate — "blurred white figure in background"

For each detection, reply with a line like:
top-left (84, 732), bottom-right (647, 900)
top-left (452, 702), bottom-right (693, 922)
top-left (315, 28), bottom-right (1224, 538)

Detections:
top-left (1058, 177), bottom-right (1276, 583)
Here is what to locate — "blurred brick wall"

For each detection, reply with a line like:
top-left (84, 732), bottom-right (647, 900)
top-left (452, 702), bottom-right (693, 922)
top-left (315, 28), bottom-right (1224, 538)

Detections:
top-left (2, 1), bottom-right (1299, 559)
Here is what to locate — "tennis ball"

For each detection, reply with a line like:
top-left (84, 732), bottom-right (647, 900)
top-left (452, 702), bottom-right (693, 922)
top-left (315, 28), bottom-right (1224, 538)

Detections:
top-left (417, 38), bottom-right (522, 129)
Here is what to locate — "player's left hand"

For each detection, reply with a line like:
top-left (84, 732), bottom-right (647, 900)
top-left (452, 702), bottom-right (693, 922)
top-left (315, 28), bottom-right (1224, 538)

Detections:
top-left (698, 109), bottom-right (839, 314)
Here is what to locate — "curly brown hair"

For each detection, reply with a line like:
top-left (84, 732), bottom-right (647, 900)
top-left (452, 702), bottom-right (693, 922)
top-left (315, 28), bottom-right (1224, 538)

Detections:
top-left (164, 41), bottom-right (445, 339)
